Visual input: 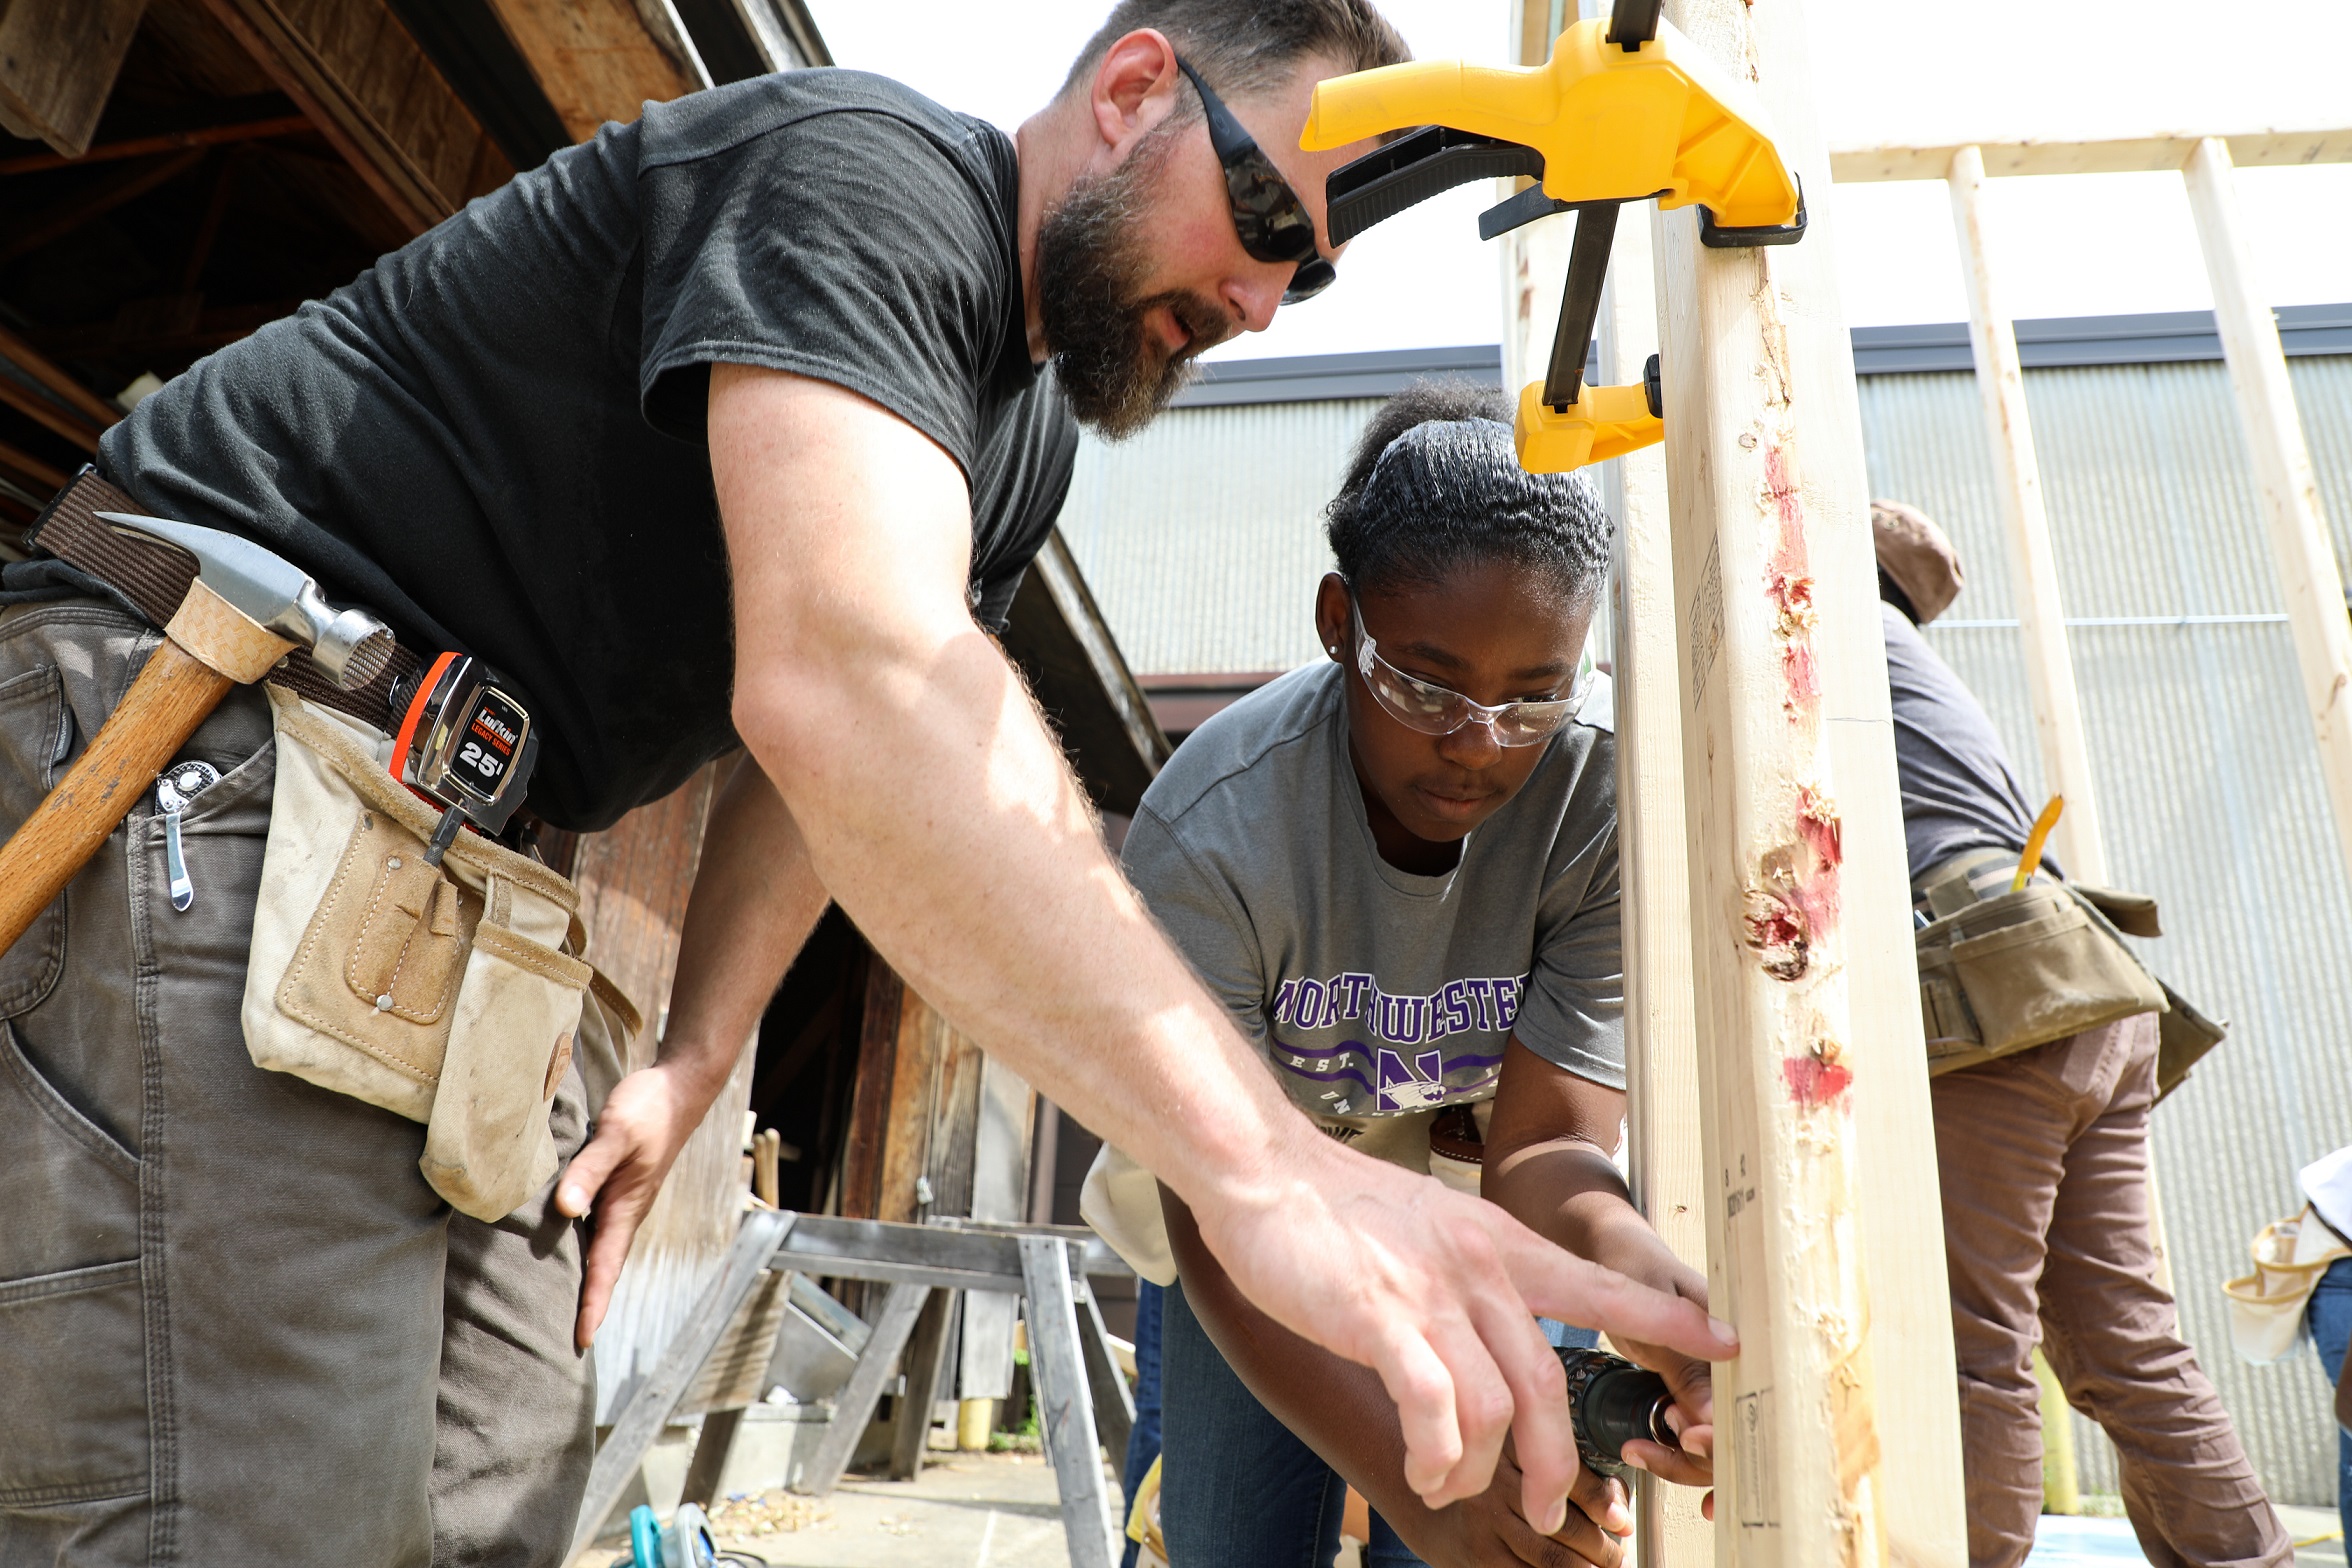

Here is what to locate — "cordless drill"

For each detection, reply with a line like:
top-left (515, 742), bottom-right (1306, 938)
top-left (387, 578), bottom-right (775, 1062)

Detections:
top-left (1559, 1347), bottom-right (1681, 1480)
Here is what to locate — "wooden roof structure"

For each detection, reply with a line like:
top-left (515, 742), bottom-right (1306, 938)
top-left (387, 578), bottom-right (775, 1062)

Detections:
top-left (0, 0), bottom-right (826, 523)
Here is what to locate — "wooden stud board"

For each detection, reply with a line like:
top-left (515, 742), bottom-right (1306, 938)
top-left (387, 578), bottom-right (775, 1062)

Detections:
top-left (478, 0), bottom-right (701, 143)
top-left (1834, 126), bottom-right (2352, 183)
top-left (1654, 1), bottom-right (1965, 1561)
top-left (0, 0), bottom-right (149, 158)
top-left (1602, 203), bottom-right (1715, 1568)
top-left (2181, 135), bottom-right (2352, 905)
top-left (1943, 144), bottom-right (2109, 886)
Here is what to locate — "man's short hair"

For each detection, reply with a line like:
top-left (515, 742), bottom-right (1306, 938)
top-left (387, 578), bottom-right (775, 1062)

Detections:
top-left (1060, 0), bottom-right (1410, 109)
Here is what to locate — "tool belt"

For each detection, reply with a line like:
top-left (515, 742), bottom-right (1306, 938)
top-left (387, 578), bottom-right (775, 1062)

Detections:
top-left (1912, 847), bottom-right (2224, 1095)
top-left (29, 470), bottom-right (640, 1221)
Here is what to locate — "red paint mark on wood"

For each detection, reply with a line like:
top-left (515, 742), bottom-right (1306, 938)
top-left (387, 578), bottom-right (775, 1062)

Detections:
top-left (1781, 640), bottom-right (1819, 712)
top-left (1743, 886), bottom-right (1810, 980)
top-left (1799, 785), bottom-right (1844, 867)
top-left (1782, 1048), bottom-right (1853, 1109)
top-left (1761, 442), bottom-right (1820, 718)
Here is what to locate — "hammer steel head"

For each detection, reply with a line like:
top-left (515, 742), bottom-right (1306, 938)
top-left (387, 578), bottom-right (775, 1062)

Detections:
top-left (96, 512), bottom-right (394, 690)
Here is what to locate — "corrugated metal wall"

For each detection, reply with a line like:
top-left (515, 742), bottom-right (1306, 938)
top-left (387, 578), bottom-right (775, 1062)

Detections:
top-left (1859, 357), bottom-right (2352, 1506)
top-left (1060, 398), bottom-right (1381, 674)
top-left (1064, 355), bottom-right (2352, 1507)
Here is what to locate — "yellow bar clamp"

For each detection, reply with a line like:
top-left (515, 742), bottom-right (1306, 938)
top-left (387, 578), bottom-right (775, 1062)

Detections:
top-left (1516, 381), bottom-right (1663, 475)
top-left (1300, 16), bottom-right (1799, 230)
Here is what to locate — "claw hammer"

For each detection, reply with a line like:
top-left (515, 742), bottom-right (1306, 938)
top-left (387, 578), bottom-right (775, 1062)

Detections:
top-left (0, 513), bottom-right (392, 957)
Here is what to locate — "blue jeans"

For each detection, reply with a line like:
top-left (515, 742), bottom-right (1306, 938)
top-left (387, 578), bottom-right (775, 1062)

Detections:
top-left (1158, 1278), bottom-right (1596, 1568)
top-left (1120, 1281), bottom-right (1166, 1568)
top-left (2308, 1256), bottom-right (2352, 1549)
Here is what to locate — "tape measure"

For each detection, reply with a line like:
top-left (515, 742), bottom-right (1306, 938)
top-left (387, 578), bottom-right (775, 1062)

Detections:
top-left (388, 651), bottom-right (540, 863)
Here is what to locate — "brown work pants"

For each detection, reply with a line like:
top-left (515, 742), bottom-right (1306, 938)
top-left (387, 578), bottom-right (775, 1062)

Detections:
top-left (1931, 1011), bottom-right (2288, 1568)
top-left (0, 602), bottom-right (596, 1565)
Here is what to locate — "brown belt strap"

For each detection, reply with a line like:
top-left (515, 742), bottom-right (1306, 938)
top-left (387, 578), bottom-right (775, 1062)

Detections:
top-left (27, 468), bottom-right (424, 735)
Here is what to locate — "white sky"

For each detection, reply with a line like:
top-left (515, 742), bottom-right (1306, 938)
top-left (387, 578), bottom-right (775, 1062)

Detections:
top-left (799, 0), bottom-right (2352, 358)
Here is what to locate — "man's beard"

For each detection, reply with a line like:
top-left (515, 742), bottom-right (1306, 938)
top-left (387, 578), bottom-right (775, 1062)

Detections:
top-left (1036, 133), bottom-right (1230, 440)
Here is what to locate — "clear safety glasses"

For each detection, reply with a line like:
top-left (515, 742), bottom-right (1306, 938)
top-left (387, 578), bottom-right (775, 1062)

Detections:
top-left (1352, 599), bottom-right (1589, 747)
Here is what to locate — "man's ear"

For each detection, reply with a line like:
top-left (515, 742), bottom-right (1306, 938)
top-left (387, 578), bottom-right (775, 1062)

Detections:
top-left (1087, 28), bottom-right (1184, 157)
top-left (1316, 573), bottom-right (1351, 663)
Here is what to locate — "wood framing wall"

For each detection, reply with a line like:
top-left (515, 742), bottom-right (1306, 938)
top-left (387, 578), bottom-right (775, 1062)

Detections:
top-left (1652, 0), bottom-right (1966, 1559)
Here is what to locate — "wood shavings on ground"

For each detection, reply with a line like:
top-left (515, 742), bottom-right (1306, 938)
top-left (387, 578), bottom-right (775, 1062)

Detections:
top-left (707, 1490), bottom-right (833, 1536)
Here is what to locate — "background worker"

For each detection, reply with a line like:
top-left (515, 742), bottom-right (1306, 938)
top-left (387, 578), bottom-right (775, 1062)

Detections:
top-left (0, 1), bottom-right (1732, 1560)
top-left (2295, 1144), bottom-right (2352, 1550)
top-left (1092, 385), bottom-right (1716, 1568)
top-left (1874, 502), bottom-right (2287, 1568)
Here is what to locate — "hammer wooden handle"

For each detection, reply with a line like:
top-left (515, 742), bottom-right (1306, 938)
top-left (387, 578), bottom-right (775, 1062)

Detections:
top-left (0, 580), bottom-right (294, 958)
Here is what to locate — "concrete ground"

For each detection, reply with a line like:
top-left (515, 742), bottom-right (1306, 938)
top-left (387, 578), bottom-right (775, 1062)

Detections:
top-left (700, 1450), bottom-right (1091, 1568)
top-left (610, 1464), bottom-right (2345, 1568)
top-left (2023, 1504), bottom-right (2342, 1566)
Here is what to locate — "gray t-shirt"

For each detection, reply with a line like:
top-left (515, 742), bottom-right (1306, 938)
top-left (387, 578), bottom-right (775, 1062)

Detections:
top-left (1883, 603), bottom-right (2056, 882)
top-left (1121, 662), bottom-right (1623, 1165)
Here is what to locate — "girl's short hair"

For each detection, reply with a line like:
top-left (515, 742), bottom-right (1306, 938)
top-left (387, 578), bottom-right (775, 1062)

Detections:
top-left (1324, 380), bottom-right (1613, 602)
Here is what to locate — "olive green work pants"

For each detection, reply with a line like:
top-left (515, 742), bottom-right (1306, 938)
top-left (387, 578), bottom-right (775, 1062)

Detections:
top-left (0, 601), bottom-right (597, 1565)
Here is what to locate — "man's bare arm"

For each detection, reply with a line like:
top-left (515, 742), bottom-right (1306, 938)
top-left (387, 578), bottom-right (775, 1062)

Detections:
top-left (1163, 1186), bottom-right (1634, 1568)
top-left (702, 362), bottom-right (1734, 1521)
top-left (557, 759), bottom-right (829, 1345)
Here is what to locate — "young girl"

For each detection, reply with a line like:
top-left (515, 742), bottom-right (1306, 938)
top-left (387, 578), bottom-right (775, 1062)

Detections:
top-left (1087, 382), bottom-right (1715, 1567)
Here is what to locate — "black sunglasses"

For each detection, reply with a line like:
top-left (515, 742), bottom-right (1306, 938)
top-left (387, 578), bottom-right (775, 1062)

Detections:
top-left (1173, 56), bottom-right (1336, 305)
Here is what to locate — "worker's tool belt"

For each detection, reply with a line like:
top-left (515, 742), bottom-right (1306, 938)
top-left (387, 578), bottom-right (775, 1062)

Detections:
top-left (1912, 848), bottom-right (2168, 1078)
top-left (250, 686), bottom-right (636, 1221)
top-left (2222, 1203), bottom-right (2350, 1365)
top-left (33, 471), bottom-right (640, 1221)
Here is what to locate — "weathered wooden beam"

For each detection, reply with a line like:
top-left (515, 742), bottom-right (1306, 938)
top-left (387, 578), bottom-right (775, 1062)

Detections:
top-left (0, 318), bottom-right (119, 452)
top-left (1655, 1), bottom-right (1965, 1561)
top-left (0, 437), bottom-right (68, 494)
top-left (564, 763), bottom-right (758, 1428)
top-left (1834, 126), bottom-right (2352, 184)
top-left (2182, 135), bottom-right (2352, 908)
top-left (1944, 143), bottom-right (2108, 884)
top-left (479, 0), bottom-right (702, 144)
top-left (0, 319), bottom-right (123, 431)
top-left (1003, 528), bottom-right (1170, 818)
top-left (197, 0), bottom-right (511, 236)
top-left (0, 112), bottom-right (313, 175)
top-left (19, 295), bottom-right (303, 362)
top-left (0, 0), bottom-right (149, 159)
top-left (0, 147), bottom-right (208, 263)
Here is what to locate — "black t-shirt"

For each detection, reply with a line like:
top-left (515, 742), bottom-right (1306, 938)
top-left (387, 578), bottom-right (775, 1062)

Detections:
top-left (100, 71), bottom-right (1075, 831)
top-left (1882, 603), bottom-right (2059, 882)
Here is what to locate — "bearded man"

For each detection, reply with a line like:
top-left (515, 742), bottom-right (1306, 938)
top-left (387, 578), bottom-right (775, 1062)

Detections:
top-left (3, 1), bottom-right (1735, 1560)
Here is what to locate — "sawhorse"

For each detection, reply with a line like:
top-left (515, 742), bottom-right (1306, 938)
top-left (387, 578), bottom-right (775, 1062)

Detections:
top-left (565, 1210), bottom-right (1135, 1567)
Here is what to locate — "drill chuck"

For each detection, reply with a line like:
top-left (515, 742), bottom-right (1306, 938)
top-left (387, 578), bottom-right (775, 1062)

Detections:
top-left (1557, 1346), bottom-right (1677, 1479)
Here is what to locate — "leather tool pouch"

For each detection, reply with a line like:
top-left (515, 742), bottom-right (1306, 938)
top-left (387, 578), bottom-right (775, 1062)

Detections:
top-left (242, 685), bottom-right (639, 1220)
top-left (1914, 878), bottom-right (2168, 1078)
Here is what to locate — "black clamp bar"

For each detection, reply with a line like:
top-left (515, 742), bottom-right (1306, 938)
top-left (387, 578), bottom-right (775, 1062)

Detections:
top-left (1543, 202), bottom-right (1621, 410)
top-left (1607, 0), bottom-right (1662, 49)
top-left (1326, 124), bottom-right (1543, 246)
